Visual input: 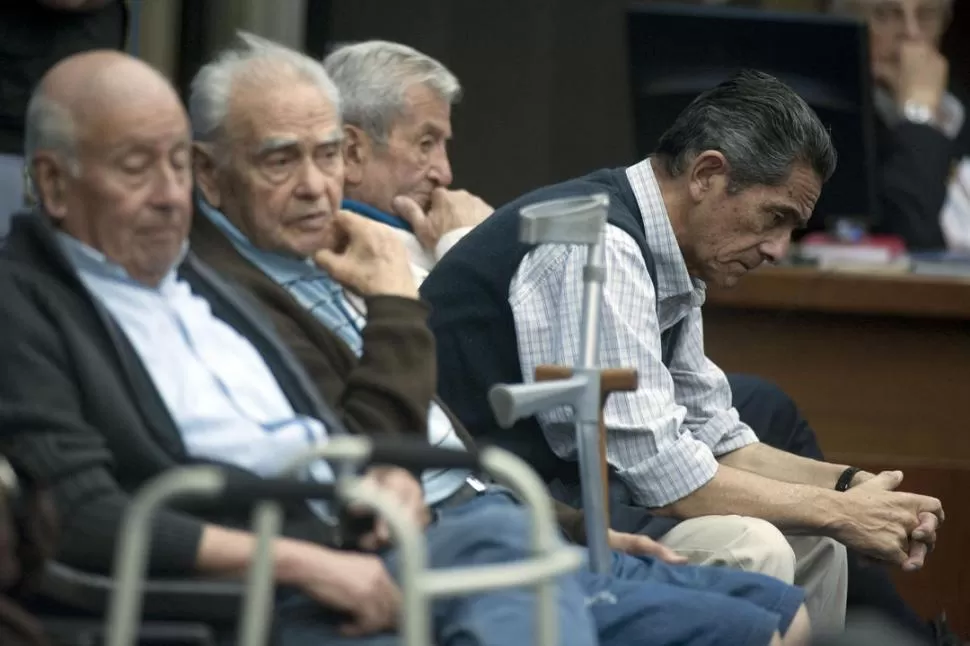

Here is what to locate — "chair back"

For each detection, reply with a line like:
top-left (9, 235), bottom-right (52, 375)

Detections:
top-left (0, 454), bottom-right (56, 646)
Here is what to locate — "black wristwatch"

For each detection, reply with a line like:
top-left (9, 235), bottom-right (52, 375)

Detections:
top-left (835, 466), bottom-right (862, 492)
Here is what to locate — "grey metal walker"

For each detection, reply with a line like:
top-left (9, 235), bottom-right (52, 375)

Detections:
top-left (104, 437), bottom-right (583, 646)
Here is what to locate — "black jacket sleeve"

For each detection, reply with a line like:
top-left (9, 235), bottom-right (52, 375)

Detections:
top-left (876, 121), bottom-right (955, 250)
top-left (0, 272), bottom-right (204, 575)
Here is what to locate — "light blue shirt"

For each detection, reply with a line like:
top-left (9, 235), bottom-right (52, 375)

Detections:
top-left (55, 233), bottom-right (336, 493)
top-left (198, 200), bottom-right (471, 505)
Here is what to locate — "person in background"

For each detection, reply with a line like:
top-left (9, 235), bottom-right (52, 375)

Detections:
top-left (830, 0), bottom-right (970, 250)
top-left (0, 0), bottom-right (127, 237)
top-left (322, 40), bottom-right (493, 285)
top-left (813, 7), bottom-right (968, 644)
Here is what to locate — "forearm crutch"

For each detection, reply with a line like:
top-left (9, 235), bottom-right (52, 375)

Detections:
top-left (488, 193), bottom-right (627, 575)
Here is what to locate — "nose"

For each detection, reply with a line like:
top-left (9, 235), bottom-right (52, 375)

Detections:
top-left (427, 144), bottom-right (453, 188)
top-left (295, 158), bottom-right (328, 200)
top-left (901, 7), bottom-right (923, 41)
top-left (152, 163), bottom-right (191, 210)
top-left (759, 232), bottom-right (791, 264)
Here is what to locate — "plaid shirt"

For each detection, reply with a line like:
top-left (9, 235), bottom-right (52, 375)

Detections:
top-left (509, 159), bottom-right (757, 508)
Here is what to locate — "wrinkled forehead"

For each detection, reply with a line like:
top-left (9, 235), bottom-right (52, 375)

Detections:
top-left (841, 0), bottom-right (950, 13)
top-left (227, 81), bottom-right (341, 148)
top-left (742, 166), bottom-right (822, 226)
top-left (391, 83), bottom-right (453, 136)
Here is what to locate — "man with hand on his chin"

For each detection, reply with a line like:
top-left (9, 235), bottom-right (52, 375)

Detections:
top-left (188, 33), bottom-right (817, 646)
top-left (830, 0), bottom-right (970, 251)
top-left (323, 40), bottom-right (492, 285)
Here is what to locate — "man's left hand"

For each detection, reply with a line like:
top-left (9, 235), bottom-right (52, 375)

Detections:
top-left (847, 470), bottom-right (940, 571)
top-left (356, 467), bottom-right (430, 551)
top-left (607, 529), bottom-right (687, 564)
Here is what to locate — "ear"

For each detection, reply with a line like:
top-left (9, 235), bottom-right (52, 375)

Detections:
top-left (192, 142), bottom-right (223, 209)
top-left (30, 152), bottom-right (71, 221)
top-left (342, 124), bottom-right (372, 186)
top-left (686, 150), bottom-right (731, 203)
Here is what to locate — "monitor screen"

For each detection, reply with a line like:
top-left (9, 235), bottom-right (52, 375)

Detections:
top-left (627, 3), bottom-right (879, 230)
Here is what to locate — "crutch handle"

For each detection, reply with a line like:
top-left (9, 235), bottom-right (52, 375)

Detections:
top-left (534, 366), bottom-right (639, 520)
top-left (534, 366), bottom-right (638, 393)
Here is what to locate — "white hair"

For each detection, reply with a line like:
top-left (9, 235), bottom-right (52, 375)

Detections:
top-left (23, 91), bottom-right (79, 206)
top-left (188, 31), bottom-right (341, 144)
top-left (322, 40), bottom-right (461, 144)
top-left (23, 90), bottom-right (79, 176)
top-left (829, 0), bottom-right (952, 14)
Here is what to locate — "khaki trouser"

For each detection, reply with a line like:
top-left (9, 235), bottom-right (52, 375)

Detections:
top-left (658, 515), bottom-right (848, 635)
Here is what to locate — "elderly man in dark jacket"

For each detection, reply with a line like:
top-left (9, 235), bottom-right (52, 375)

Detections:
top-left (0, 48), bottom-right (609, 646)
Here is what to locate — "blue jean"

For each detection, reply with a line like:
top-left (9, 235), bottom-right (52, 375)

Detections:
top-left (579, 551), bottom-right (805, 646)
top-left (267, 491), bottom-right (804, 645)
top-left (272, 490), bottom-right (597, 646)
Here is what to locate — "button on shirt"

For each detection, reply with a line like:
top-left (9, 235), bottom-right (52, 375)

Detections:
top-left (55, 233), bottom-right (335, 488)
top-left (509, 158), bottom-right (757, 508)
top-left (199, 201), bottom-right (471, 505)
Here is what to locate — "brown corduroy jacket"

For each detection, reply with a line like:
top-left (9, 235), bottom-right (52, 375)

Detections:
top-left (189, 213), bottom-right (588, 544)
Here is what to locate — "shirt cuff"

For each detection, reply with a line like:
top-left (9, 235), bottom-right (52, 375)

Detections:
top-left (689, 405), bottom-right (759, 458)
top-left (711, 423), bottom-right (759, 457)
top-left (434, 227), bottom-right (473, 261)
top-left (616, 432), bottom-right (720, 508)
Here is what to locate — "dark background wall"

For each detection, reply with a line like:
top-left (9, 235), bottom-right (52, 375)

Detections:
top-left (329, 0), bottom-right (644, 205)
top-left (328, 0), bottom-right (969, 206)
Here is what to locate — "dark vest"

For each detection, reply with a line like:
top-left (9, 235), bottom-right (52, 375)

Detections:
top-left (421, 167), bottom-right (682, 483)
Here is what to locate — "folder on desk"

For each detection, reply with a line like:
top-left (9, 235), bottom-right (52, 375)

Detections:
top-left (795, 234), bottom-right (909, 272)
top-left (909, 252), bottom-right (970, 277)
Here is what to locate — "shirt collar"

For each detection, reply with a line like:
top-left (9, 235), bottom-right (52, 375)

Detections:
top-left (197, 197), bottom-right (320, 285)
top-left (342, 199), bottom-right (413, 232)
top-left (873, 87), bottom-right (966, 140)
top-left (55, 230), bottom-right (186, 291)
top-left (624, 158), bottom-right (701, 302)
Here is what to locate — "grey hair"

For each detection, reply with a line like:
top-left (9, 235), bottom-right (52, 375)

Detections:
top-left (23, 90), bottom-right (79, 176)
top-left (188, 31), bottom-right (341, 144)
top-left (655, 70), bottom-right (837, 191)
top-left (322, 40), bottom-right (461, 144)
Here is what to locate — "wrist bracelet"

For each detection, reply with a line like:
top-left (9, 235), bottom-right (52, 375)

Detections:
top-left (835, 466), bottom-right (862, 492)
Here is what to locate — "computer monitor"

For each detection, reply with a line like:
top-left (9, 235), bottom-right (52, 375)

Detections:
top-left (626, 3), bottom-right (879, 231)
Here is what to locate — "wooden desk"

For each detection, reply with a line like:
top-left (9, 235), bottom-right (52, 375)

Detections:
top-left (704, 267), bottom-right (970, 634)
